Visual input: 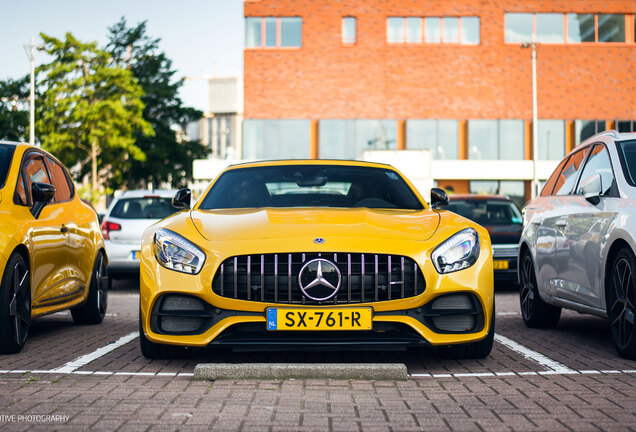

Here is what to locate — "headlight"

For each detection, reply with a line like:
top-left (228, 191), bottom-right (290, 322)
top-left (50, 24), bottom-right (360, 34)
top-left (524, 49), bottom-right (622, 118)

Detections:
top-left (153, 228), bottom-right (205, 274)
top-left (431, 228), bottom-right (480, 274)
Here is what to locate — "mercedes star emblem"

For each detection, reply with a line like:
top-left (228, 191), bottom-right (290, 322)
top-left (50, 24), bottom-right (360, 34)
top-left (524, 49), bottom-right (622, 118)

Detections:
top-left (298, 258), bottom-right (341, 301)
top-left (314, 237), bottom-right (325, 244)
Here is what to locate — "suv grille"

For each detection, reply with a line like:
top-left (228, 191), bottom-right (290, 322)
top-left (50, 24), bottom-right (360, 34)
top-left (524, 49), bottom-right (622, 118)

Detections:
top-left (211, 253), bottom-right (426, 305)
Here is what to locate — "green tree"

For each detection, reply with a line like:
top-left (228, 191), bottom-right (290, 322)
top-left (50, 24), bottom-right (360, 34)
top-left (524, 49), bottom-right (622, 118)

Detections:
top-left (36, 32), bottom-right (154, 204)
top-left (106, 18), bottom-right (207, 189)
top-left (0, 77), bottom-right (29, 142)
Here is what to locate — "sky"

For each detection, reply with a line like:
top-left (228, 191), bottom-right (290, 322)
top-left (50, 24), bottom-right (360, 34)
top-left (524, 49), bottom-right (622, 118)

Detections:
top-left (0, 0), bottom-right (244, 112)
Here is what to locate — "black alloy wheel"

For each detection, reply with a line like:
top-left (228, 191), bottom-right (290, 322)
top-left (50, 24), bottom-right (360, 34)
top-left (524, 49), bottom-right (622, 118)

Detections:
top-left (0, 253), bottom-right (31, 354)
top-left (519, 251), bottom-right (561, 328)
top-left (607, 248), bottom-right (636, 359)
top-left (71, 252), bottom-right (108, 324)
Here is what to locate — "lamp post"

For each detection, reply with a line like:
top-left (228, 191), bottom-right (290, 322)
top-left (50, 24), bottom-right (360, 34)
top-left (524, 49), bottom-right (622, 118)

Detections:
top-left (522, 41), bottom-right (539, 199)
top-left (24, 37), bottom-right (43, 147)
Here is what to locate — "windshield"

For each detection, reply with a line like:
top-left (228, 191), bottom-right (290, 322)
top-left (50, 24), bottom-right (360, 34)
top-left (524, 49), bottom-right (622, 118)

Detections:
top-left (445, 199), bottom-right (522, 225)
top-left (0, 144), bottom-right (16, 189)
top-left (110, 197), bottom-right (178, 219)
top-left (616, 140), bottom-right (636, 186)
top-left (199, 165), bottom-right (424, 210)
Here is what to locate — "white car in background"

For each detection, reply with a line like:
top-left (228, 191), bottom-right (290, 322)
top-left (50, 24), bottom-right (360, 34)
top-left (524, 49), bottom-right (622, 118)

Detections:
top-left (519, 130), bottom-right (636, 359)
top-left (101, 190), bottom-right (179, 278)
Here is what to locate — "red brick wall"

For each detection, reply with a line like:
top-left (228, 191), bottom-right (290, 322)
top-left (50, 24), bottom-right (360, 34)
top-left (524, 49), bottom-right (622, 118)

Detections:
top-left (244, 0), bottom-right (636, 121)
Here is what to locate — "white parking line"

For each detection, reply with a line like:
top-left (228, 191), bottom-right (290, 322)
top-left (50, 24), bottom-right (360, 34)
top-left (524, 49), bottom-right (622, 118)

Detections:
top-left (494, 333), bottom-right (576, 373)
top-left (49, 332), bottom-right (139, 374)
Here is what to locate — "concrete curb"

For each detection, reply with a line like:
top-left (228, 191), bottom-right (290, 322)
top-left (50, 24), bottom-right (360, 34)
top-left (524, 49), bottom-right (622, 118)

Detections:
top-left (194, 363), bottom-right (408, 381)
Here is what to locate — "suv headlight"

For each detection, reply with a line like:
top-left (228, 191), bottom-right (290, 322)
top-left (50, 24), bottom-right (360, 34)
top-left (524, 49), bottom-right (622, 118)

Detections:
top-left (431, 228), bottom-right (480, 274)
top-left (154, 228), bottom-right (205, 274)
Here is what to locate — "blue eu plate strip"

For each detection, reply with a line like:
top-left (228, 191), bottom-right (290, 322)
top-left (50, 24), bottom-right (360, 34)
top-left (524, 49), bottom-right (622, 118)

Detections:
top-left (267, 308), bottom-right (277, 330)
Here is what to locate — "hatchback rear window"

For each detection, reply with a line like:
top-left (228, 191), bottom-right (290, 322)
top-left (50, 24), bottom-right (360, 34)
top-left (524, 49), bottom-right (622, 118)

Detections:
top-left (0, 144), bottom-right (16, 189)
top-left (110, 197), bottom-right (178, 219)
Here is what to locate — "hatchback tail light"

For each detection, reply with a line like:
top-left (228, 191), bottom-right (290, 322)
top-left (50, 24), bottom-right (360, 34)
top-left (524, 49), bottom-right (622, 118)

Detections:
top-left (101, 220), bottom-right (121, 240)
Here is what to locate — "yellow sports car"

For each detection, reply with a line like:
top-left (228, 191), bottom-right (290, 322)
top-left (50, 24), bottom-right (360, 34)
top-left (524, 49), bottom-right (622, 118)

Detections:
top-left (0, 141), bottom-right (108, 354)
top-left (139, 160), bottom-right (494, 359)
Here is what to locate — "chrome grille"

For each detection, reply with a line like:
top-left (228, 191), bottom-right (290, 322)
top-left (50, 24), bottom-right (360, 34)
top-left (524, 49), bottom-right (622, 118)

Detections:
top-left (211, 253), bottom-right (426, 304)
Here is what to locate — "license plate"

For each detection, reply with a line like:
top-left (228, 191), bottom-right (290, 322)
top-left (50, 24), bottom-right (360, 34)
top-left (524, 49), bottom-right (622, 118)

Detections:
top-left (132, 250), bottom-right (141, 260)
top-left (266, 308), bottom-right (372, 331)
top-left (493, 260), bottom-right (509, 270)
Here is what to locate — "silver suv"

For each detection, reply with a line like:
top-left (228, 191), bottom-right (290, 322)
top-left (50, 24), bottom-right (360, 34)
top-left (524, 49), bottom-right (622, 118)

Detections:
top-left (101, 190), bottom-right (179, 277)
top-left (519, 130), bottom-right (636, 358)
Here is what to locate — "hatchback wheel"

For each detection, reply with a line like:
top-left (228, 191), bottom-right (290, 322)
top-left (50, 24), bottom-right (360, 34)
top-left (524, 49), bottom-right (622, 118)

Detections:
top-left (519, 252), bottom-right (560, 328)
top-left (72, 252), bottom-right (108, 324)
top-left (607, 248), bottom-right (636, 359)
top-left (0, 253), bottom-right (31, 354)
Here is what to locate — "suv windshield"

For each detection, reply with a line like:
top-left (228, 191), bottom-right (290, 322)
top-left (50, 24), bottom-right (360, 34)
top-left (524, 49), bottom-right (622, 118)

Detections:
top-left (110, 197), bottom-right (178, 219)
top-left (0, 144), bottom-right (16, 189)
top-left (199, 165), bottom-right (424, 210)
top-left (617, 140), bottom-right (636, 186)
top-left (445, 199), bottom-right (522, 225)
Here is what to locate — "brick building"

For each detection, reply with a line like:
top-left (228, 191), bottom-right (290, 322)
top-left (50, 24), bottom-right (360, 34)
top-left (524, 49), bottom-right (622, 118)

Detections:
top-left (242, 0), bottom-right (636, 204)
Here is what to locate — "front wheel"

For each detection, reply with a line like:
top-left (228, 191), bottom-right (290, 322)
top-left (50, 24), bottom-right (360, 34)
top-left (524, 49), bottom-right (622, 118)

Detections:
top-left (519, 252), bottom-right (561, 328)
top-left (607, 248), bottom-right (636, 359)
top-left (0, 252), bottom-right (31, 354)
top-left (71, 252), bottom-right (108, 324)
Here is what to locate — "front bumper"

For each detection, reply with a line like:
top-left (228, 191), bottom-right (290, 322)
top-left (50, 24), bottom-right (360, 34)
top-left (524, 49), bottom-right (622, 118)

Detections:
top-left (140, 241), bottom-right (494, 349)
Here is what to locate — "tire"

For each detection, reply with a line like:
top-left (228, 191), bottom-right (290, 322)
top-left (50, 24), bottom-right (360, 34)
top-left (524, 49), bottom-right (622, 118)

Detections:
top-left (139, 313), bottom-right (190, 359)
top-left (606, 247), bottom-right (636, 359)
top-left (439, 303), bottom-right (495, 359)
top-left (519, 251), bottom-right (561, 328)
top-left (0, 252), bottom-right (31, 354)
top-left (71, 252), bottom-right (108, 324)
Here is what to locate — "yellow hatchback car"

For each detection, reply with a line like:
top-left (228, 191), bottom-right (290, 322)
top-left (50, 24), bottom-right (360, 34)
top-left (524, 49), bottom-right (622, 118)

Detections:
top-left (139, 160), bottom-right (494, 359)
top-left (0, 141), bottom-right (108, 354)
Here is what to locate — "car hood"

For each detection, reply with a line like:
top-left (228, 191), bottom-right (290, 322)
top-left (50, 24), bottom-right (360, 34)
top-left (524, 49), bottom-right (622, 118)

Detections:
top-left (189, 208), bottom-right (441, 242)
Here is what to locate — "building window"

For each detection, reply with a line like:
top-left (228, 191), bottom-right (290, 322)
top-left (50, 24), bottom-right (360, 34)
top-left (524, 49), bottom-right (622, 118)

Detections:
top-left (342, 17), bottom-right (356, 44)
top-left (387, 17), bottom-right (479, 44)
top-left (506, 13), bottom-right (630, 44)
top-left (537, 120), bottom-right (565, 160)
top-left (319, 120), bottom-right (397, 159)
top-left (406, 120), bottom-right (458, 160)
top-left (469, 181), bottom-right (526, 208)
top-left (245, 17), bottom-right (302, 48)
top-left (243, 120), bottom-right (310, 159)
top-left (575, 120), bottom-right (607, 145)
top-left (468, 120), bottom-right (524, 160)
top-left (617, 120), bottom-right (636, 133)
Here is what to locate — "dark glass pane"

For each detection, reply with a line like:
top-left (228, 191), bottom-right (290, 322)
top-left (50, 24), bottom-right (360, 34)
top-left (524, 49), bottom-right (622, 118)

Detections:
top-left (598, 14), bottom-right (625, 42)
top-left (245, 18), bottom-right (262, 47)
top-left (567, 14), bottom-right (595, 43)
top-left (111, 198), bottom-right (178, 219)
top-left (617, 121), bottom-right (635, 133)
top-left (505, 13), bottom-right (532, 43)
top-left (265, 17), bottom-right (277, 47)
top-left (281, 17), bottom-right (302, 47)
top-left (0, 144), bottom-right (15, 188)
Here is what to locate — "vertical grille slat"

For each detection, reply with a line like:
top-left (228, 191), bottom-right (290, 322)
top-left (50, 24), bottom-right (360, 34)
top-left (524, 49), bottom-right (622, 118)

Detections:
top-left (213, 252), bottom-right (425, 304)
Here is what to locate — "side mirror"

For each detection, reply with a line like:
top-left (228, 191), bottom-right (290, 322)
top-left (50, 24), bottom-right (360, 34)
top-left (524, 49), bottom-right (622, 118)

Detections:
top-left (172, 188), bottom-right (191, 210)
top-left (580, 174), bottom-right (602, 205)
top-left (31, 182), bottom-right (56, 219)
top-left (430, 188), bottom-right (449, 209)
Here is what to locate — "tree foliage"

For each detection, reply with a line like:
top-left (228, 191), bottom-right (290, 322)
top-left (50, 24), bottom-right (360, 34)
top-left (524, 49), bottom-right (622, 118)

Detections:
top-left (0, 76), bottom-right (30, 142)
top-left (36, 32), bottom-right (154, 203)
top-left (106, 18), bottom-right (207, 189)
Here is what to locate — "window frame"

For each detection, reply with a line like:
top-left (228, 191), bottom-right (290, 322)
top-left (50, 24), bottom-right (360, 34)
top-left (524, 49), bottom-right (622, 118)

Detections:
top-left (553, 146), bottom-right (591, 196)
top-left (504, 12), bottom-right (633, 45)
top-left (386, 16), bottom-right (480, 45)
top-left (14, 150), bottom-right (75, 207)
top-left (43, 155), bottom-right (75, 204)
top-left (245, 16), bottom-right (303, 49)
top-left (574, 142), bottom-right (618, 197)
top-left (342, 16), bottom-right (357, 44)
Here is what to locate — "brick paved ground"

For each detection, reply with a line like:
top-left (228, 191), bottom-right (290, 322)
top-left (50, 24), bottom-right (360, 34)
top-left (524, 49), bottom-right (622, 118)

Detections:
top-left (0, 280), bottom-right (635, 431)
